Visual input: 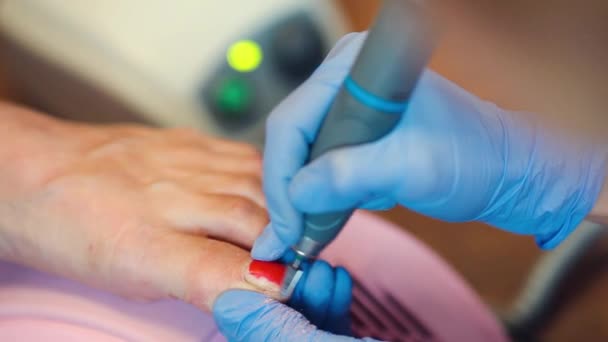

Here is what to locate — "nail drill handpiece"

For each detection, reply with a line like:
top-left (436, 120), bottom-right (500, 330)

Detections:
top-left (280, 0), bottom-right (435, 298)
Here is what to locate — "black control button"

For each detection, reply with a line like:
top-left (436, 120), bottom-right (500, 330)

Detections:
top-left (272, 16), bottom-right (325, 81)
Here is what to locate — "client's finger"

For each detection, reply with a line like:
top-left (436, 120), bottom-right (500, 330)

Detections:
top-left (156, 192), bottom-right (268, 248)
top-left (137, 231), bottom-right (283, 311)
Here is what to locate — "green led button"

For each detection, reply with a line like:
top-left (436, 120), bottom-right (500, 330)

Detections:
top-left (214, 77), bottom-right (252, 117)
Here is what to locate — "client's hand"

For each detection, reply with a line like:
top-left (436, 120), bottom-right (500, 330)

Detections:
top-left (0, 102), bottom-right (276, 311)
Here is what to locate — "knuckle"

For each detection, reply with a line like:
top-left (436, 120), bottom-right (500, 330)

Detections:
top-left (254, 210), bottom-right (270, 230)
top-left (243, 157), bottom-right (263, 175)
top-left (182, 244), bottom-right (248, 309)
top-left (231, 141), bottom-right (259, 154)
top-left (225, 197), bottom-right (258, 220)
top-left (240, 175), bottom-right (263, 194)
top-left (235, 144), bottom-right (263, 163)
top-left (225, 197), bottom-right (268, 231)
top-left (244, 145), bottom-right (263, 159)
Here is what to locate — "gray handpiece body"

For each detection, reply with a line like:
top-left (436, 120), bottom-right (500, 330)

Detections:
top-left (293, 0), bottom-right (434, 258)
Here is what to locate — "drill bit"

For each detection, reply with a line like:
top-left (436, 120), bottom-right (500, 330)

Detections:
top-left (280, 254), bottom-right (305, 299)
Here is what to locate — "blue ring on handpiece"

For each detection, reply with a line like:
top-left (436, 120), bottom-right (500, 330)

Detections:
top-left (344, 76), bottom-right (409, 113)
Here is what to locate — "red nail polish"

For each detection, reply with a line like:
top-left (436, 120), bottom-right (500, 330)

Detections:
top-left (248, 260), bottom-right (287, 286)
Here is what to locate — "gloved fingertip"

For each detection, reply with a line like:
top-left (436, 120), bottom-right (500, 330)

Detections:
top-left (300, 261), bottom-right (335, 323)
top-left (213, 290), bottom-right (269, 338)
top-left (213, 289), bottom-right (263, 316)
top-left (323, 32), bottom-right (367, 61)
top-left (251, 226), bottom-right (288, 260)
top-left (332, 267), bottom-right (353, 315)
top-left (323, 267), bottom-right (353, 335)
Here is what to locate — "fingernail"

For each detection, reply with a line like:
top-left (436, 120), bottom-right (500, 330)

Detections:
top-left (248, 260), bottom-right (287, 286)
top-left (251, 227), bottom-right (286, 260)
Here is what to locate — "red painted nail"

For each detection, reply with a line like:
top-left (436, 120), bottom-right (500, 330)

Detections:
top-left (248, 260), bottom-right (287, 286)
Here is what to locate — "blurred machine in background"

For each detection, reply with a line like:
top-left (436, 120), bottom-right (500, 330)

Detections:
top-left (0, 0), bottom-right (346, 146)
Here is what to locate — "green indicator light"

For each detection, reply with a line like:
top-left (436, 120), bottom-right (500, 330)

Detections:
top-left (227, 40), bottom-right (263, 72)
top-left (215, 77), bottom-right (251, 116)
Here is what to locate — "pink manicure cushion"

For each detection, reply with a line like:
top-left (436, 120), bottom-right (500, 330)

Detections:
top-left (0, 211), bottom-right (507, 341)
top-left (321, 212), bottom-right (508, 342)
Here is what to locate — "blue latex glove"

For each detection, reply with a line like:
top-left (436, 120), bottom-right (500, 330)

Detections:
top-left (252, 32), bottom-right (607, 261)
top-left (213, 260), bottom-right (378, 341)
top-left (214, 290), bottom-right (382, 342)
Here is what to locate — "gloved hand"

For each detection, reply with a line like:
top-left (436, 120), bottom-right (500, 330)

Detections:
top-left (213, 291), bottom-right (382, 342)
top-left (213, 260), bottom-right (379, 341)
top-left (252, 32), bottom-right (607, 261)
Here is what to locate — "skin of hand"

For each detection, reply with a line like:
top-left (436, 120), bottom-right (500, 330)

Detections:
top-left (251, 32), bottom-right (608, 261)
top-left (0, 101), bottom-right (278, 311)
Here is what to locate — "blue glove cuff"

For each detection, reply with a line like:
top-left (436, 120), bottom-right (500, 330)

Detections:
top-left (535, 146), bottom-right (607, 249)
top-left (344, 76), bottom-right (409, 114)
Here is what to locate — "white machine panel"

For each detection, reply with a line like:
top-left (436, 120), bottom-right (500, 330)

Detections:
top-left (0, 0), bottom-right (347, 144)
